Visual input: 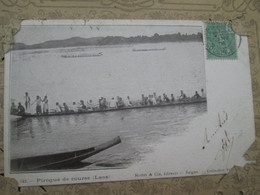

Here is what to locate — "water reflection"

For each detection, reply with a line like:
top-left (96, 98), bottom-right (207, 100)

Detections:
top-left (12, 116), bottom-right (53, 140)
top-left (28, 118), bottom-right (34, 138)
top-left (37, 117), bottom-right (46, 133)
top-left (73, 114), bottom-right (79, 124)
top-left (44, 117), bottom-right (52, 133)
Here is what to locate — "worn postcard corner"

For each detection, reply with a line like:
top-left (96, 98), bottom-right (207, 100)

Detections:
top-left (3, 20), bottom-right (255, 186)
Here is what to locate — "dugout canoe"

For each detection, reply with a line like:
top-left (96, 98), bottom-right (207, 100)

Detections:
top-left (61, 52), bottom-right (102, 58)
top-left (132, 47), bottom-right (166, 52)
top-left (11, 98), bottom-right (206, 118)
top-left (11, 136), bottom-right (121, 171)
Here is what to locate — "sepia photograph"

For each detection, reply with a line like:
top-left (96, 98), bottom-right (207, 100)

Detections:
top-left (9, 21), bottom-right (206, 173)
top-left (4, 20), bottom-right (254, 186)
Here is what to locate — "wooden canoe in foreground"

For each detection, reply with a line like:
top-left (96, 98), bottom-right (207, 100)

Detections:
top-left (11, 136), bottom-right (121, 172)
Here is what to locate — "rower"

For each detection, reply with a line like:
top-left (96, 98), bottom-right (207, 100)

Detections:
top-left (192, 91), bottom-right (201, 99)
top-left (178, 90), bottom-right (187, 101)
top-left (110, 97), bottom-right (117, 108)
top-left (201, 88), bottom-right (206, 98)
top-left (144, 97), bottom-right (149, 105)
top-left (10, 102), bottom-right (18, 115)
top-left (141, 94), bottom-right (145, 105)
top-left (63, 103), bottom-right (70, 112)
top-left (31, 96), bottom-right (42, 115)
top-left (71, 102), bottom-right (78, 112)
top-left (24, 92), bottom-right (31, 113)
top-left (163, 93), bottom-right (170, 102)
top-left (42, 95), bottom-right (49, 114)
top-left (17, 102), bottom-right (25, 115)
top-left (157, 96), bottom-right (163, 104)
top-left (153, 92), bottom-right (157, 102)
top-left (79, 100), bottom-right (87, 110)
top-left (171, 94), bottom-right (175, 102)
top-left (151, 95), bottom-right (157, 105)
top-left (55, 102), bottom-right (62, 112)
top-left (87, 100), bottom-right (95, 111)
top-left (116, 96), bottom-right (120, 107)
top-left (103, 98), bottom-right (108, 109)
top-left (125, 96), bottom-right (133, 107)
top-left (148, 95), bottom-right (153, 105)
top-left (99, 97), bottom-right (104, 109)
top-left (117, 97), bottom-right (125, 108)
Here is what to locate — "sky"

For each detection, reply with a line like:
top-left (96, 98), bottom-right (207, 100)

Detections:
top-left (14, 25), bottom-right (202, 45)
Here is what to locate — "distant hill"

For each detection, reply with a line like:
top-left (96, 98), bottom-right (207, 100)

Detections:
top-left (13, 33), bottom-right (203, 50)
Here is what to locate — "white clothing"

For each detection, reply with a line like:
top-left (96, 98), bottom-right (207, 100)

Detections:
top-left (43, 103), bottom-right (49, 112)
top-left (110, 99), bottom-right (117, 108)
top-left (125, 98), bottom-right (132, 106)
top-left (71, 104), bottom-right (78, 112)
top-left (201, 91), bottom-right (206, 98)
top-left (55, 105), bottom-right (62, 112)
top-left (152, 97), bottom-right (157, 105)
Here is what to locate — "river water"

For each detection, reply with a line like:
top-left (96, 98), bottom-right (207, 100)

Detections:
top-left (10, 102), bottom-right (207, 170)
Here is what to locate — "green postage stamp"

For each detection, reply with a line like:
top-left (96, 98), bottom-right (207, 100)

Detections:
top-left (205, 22), bottom-right (237, 59)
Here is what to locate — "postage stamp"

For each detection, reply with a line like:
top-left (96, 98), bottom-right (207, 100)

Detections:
top-left (205, 22), bottom-right (237, 59)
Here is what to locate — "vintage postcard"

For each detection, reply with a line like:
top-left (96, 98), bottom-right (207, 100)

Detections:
top-left (4, 20), bottom-right (255, 186)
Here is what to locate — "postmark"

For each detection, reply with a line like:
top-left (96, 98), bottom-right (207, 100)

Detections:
top-left (205, 22), bottom-right (237, 59)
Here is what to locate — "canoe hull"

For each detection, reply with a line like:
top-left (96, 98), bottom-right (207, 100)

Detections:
top-left (11, 136), bottom-right (121, 172)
